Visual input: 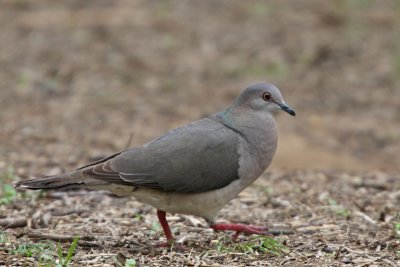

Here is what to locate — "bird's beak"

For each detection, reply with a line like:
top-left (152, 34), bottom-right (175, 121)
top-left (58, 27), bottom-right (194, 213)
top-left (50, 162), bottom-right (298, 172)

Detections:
top-left (278, 103), bottom-right (296, 116)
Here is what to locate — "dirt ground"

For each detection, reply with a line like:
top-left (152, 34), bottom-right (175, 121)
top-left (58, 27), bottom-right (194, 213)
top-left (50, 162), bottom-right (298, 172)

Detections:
top-left (0, 0), bottom-right (399, 266)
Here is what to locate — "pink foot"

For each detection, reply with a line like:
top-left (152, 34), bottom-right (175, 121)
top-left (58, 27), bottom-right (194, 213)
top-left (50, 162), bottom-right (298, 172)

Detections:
top-left (155, 210), bottom-right (185, 250)
top-left (156, 241), bottom-right (185, 251)
top-left (210, 223), bottom-right (269, 240)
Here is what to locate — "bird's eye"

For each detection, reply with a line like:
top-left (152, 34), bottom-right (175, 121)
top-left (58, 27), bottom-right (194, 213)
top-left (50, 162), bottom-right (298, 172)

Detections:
top-left (262, 92), bottom-right (272, 101)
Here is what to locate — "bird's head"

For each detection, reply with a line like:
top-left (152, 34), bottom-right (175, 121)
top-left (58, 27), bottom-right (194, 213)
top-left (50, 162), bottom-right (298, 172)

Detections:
top-left (232, 83), bottom-right (296, 116)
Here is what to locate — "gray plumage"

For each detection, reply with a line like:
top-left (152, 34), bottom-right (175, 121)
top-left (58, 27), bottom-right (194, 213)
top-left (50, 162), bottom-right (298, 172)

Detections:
top-left (95, 117), bottom-right (240, 193)
top-left (15, 82), bottom-right (295, 223)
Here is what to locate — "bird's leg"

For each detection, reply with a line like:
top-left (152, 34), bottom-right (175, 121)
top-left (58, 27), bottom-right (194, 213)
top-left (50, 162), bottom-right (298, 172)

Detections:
top-left (156, 210), bottom-right (175, 246)
top-left (209, 222), bottom-right (269, 241)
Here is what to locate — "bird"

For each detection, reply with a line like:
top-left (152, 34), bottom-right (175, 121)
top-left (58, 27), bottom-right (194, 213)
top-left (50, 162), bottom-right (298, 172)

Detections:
top-left (15, 82), bottom-right (295, 246)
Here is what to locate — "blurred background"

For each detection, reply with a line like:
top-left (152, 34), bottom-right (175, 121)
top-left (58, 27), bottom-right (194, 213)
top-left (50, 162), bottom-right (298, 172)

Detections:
top-left (0, 0), bottom-right (399, 178)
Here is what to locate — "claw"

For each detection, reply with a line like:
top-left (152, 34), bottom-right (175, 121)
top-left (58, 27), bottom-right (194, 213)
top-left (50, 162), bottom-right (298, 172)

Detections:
top-left (156, 241), bottom-right (185, 251)
top-left (210, 223), bottom-right (270, 240)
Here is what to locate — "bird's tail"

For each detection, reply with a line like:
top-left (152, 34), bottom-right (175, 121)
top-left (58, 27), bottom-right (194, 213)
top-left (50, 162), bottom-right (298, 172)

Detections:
top-left (14, 172), bottom-right (87, 190)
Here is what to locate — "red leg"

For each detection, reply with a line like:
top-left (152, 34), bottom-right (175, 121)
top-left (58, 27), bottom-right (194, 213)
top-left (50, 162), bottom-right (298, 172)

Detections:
top-left (156, 210), bottom-right (174, 245)
top-left (210, 223), bottom-right (269, 240)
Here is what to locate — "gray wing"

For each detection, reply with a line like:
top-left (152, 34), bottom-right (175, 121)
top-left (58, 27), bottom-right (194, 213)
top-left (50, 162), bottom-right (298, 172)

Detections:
top-left (81, 117), bottom-right (240, 193)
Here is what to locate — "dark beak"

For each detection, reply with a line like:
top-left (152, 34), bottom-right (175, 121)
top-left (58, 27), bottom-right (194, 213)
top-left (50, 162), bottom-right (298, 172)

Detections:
top-left (279, 103), bottom-right (296, 116)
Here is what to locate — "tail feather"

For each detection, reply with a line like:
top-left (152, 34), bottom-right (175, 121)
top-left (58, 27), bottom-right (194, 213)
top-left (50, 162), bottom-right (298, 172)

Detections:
top-left (15, 172), bottom-right (86, 190)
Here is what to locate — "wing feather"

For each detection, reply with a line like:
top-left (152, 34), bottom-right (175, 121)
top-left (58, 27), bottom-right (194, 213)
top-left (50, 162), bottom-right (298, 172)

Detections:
top-left (78, 117), bottom-right (240, 193)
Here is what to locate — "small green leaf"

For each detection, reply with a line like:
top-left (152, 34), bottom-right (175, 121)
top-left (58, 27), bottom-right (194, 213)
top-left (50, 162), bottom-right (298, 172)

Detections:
top-left (64, 237), bottom-right (79, 265)
top-left (125, 258), bottom-right (137, 267)
top-left (151, 222), bottom-right (161, 232)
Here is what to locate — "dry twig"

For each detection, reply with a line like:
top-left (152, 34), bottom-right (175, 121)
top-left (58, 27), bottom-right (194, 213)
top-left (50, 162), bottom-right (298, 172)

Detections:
top-left (0, 218), bottom-right (27, 229)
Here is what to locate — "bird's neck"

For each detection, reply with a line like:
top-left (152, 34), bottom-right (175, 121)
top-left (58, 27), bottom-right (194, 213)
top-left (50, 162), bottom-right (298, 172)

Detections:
top-left (218, 108), bottom-right (275, 133)
top-left (216, 110), bottom-right (242, 135)
top-left (217, 109), bottom-right (277, 150)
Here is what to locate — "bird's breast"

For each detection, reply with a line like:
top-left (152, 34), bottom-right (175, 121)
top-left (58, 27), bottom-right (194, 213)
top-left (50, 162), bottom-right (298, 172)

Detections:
top-left (236, 118), bottom-right (278, 187)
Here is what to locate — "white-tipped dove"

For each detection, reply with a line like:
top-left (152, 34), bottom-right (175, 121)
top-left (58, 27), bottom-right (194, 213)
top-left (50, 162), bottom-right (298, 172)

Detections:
top-left (15, 82), bottom-right (295, 246)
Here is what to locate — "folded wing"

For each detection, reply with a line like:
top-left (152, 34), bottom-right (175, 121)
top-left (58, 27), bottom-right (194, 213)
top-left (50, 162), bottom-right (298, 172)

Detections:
top-left (80, 117), bottom-right (240, 193)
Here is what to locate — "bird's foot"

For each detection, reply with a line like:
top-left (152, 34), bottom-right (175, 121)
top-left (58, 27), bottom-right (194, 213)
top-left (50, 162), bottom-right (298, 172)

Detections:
top-left (210, 223), bottom-right (269, 240)
top-left (155, 209), bottom-right (185, 250)
top-left (156, 240), bottom-right (185, 251)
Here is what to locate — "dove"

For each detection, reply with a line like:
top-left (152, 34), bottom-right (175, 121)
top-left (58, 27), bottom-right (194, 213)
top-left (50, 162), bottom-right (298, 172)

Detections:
top-left (15, 82), bottom-right (295, 246)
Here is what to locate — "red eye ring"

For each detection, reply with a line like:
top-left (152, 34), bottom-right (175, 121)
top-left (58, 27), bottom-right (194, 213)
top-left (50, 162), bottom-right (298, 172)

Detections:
top-left (262, 92), bottom-right (272, 101)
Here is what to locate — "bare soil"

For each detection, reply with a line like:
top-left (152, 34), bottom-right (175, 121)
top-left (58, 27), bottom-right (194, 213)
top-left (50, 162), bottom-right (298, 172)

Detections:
top-left (0, 0), bottom-right (399, 266)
